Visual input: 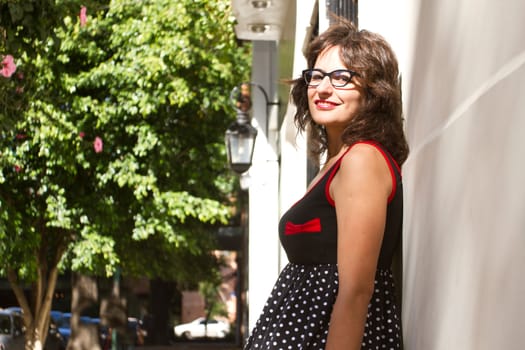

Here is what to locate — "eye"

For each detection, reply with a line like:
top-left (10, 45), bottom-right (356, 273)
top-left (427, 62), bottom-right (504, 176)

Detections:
top-left (310, 71), bottom-right (324, 82)
top-left (331, 70), bottom-right (352, 85)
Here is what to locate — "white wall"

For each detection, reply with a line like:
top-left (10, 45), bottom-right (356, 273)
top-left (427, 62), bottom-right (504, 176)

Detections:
top-left (403, 1), bottom-right (525, 348)
top-left (246, 41), bottom-right (281, 331)
top-left (363, 0), bottom-right (525, 349)
top-left (358, 0), bottom-right (420, 103)
top-left (247, 0), bottom-right (318, 332)
top-left (278, 0), bottom-right (316, 248)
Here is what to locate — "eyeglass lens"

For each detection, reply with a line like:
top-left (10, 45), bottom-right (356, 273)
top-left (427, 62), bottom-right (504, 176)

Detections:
top-left (303, 69), bottom-right (355, 87)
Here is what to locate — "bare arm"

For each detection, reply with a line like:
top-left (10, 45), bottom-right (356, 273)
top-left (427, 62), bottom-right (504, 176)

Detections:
top-left (325, 144), bottom-right (392, 350)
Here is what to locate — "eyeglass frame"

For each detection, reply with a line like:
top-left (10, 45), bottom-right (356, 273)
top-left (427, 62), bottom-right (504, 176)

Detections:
top-left (302, 68), bottom-right (359, 88)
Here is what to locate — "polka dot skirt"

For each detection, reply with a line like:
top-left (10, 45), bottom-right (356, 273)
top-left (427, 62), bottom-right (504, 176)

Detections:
top-left (244, 263), bottom-right (402, 350)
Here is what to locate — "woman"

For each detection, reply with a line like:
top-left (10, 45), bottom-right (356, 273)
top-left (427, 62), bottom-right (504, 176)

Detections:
top-left (244, 19), bottom-right (409, 350)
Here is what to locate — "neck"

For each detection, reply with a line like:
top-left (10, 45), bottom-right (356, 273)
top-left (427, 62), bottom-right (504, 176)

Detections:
top-left (325, 126), bottom-right (345, 158)
top-left (326, 141), bottom-right (345, 159)
top-left (319, 143), bottom-right (347, 171)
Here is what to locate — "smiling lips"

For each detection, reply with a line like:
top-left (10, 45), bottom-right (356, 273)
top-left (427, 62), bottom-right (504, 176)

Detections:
top-left (315, 99), bottom-right (340, 110)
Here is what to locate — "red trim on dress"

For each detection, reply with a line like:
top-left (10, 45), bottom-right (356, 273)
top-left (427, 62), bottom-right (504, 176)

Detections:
top-left (325, 146), bottom-right (353, 206)
top-left (325, 141), bottom-right (399, 206)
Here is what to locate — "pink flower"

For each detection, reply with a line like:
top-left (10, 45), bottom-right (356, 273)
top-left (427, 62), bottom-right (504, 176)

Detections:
top-left (1, 55), bottom-right (16, 78)
top-left (79, 6), bottom-right (87, 27)
top-left (79, 131), bottom-right (85, 139)
top-left (93, 136), bottom-right (103, 153)
top-left (14, 165), bottom-right (22, 173)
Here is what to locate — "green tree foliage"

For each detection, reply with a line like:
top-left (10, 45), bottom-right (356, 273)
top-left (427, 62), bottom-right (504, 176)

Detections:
top-left (0, 0), bottom-right (250, 348)
top-left (0, 0), bottom-right (91, 129)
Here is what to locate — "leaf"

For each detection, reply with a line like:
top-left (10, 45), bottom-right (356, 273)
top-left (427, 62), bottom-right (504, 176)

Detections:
top-left (1, 0), bottom-right (249, 291)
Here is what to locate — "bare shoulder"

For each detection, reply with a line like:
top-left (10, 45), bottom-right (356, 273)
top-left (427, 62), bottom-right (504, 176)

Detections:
top-left (339, 143), bottom-right (390, 176)
top-left (331, 143), bottom-right (392, 198)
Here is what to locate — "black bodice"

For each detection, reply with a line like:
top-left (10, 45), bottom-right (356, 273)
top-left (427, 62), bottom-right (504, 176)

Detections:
top-left (278, 141), bottom-right (403, 269)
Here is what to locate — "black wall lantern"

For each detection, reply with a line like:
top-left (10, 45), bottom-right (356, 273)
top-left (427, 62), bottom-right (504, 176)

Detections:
top-left (225, 82), bottom-right (278, 174)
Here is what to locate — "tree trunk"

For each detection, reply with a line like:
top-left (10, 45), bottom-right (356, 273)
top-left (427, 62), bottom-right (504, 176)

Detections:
top-left (6, 264), bottom-right (59, 350)
top-left (67, 273), bottom-right (101, 350)
top-left (24, 329), bottom-right (44, 350)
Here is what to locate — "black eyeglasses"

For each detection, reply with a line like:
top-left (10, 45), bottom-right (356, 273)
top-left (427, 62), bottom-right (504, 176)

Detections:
top-left (302, 68), bottom-right (359, 88)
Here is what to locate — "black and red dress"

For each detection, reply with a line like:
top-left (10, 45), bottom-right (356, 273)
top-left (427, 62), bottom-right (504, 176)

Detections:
top-left (244, 141), bottom-right (403, 350)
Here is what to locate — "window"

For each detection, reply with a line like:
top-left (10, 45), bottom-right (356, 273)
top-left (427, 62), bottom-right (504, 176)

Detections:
top-left (0, 315), bottom-right (11, 334)
top-left (327, 0), bottom-right (358, 26)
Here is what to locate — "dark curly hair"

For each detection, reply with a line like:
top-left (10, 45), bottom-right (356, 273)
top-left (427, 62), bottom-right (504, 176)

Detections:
top-left (290, 20), bottom-right (409, 166)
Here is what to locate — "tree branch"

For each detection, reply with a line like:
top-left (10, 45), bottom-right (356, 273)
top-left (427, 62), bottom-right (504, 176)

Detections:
top-left (7, 268), bottom-right (34, 328)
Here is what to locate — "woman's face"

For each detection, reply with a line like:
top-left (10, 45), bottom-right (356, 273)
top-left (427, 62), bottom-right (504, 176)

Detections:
top-left (307, 45), bottom-right (362, 134)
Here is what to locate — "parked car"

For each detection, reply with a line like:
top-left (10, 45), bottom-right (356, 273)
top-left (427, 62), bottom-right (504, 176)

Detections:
top-left (53, 311), bottom-right (109, 348)
top-left (55, 313), bottom-right (71, 344)
top-left (54, 312), bottom-right (105, 345)
top-left (0, 309), bottom-right (25, 350)
top-left (2, 308), bottom-right (21, 314)
top-left (173, 317), bottom-right (230, 340)
top-left (50, 311), bottom-right (63, 324)
top-left (44, 319), bottom-right (65, 350)
top-left (1, 308), bottom-right (65, 350)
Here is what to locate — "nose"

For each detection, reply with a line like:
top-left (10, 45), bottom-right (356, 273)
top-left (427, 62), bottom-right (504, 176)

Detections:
top-left (316, 75), bottom-right (333, 94)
